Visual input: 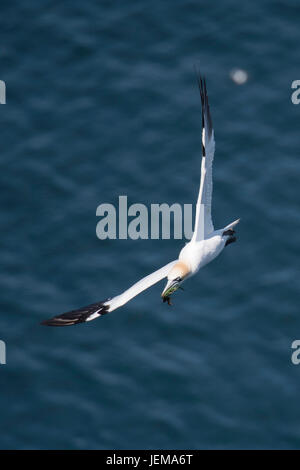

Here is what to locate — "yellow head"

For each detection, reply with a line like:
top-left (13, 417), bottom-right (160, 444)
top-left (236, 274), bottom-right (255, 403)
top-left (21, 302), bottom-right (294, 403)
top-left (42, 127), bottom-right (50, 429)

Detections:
top-left (161, 261), bottom-right (190, 303)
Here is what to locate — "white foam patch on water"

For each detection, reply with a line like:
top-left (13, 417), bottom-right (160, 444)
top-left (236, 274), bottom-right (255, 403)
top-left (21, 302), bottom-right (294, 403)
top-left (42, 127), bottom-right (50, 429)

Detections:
top-left (230, 68), bottom-right (248, 85)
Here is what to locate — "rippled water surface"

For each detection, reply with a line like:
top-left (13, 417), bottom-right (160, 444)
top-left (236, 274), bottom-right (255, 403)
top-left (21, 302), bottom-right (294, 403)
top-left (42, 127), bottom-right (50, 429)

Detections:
top-left (1, 0), bottom-right (300, 449)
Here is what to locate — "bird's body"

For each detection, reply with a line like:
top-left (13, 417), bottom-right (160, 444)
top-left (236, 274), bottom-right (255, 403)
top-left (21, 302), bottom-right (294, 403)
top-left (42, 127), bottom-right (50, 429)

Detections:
top-left (42, 75), bottom-right (240, 327)
top-left (161, 219), bottom-right (239, 304)
top-left (180, 233), bottom-right (225, 275)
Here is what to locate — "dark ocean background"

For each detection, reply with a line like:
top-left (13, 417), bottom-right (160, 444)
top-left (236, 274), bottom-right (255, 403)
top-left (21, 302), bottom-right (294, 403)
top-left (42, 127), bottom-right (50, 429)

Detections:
top-left (1, 0), bottom-right (300, 449)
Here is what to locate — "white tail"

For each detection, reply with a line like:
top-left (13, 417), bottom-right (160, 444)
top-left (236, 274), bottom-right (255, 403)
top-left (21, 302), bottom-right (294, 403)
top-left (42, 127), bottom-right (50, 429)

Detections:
top-left (223, 218), bottom-right (240, 231)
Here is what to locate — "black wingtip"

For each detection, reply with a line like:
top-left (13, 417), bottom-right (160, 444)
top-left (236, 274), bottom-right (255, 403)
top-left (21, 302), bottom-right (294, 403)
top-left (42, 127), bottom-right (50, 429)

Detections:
top-left (193, 67), bottom-right (205, 101)
top-left (194, 69), bottom-right (213, 148)
top-left (41, 300), bottom-right (110, 327)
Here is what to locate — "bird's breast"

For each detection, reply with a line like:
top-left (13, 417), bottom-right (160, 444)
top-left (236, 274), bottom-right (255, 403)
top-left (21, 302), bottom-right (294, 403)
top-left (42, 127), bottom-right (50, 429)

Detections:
top-left (179, 236), bottom-right (225, 274)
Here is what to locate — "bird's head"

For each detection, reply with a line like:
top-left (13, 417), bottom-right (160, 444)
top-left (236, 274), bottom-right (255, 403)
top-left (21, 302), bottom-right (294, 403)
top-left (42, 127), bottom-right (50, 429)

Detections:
top-left (161, 277), bottom-right (182, 304)
top-left (161, 261), bottom-right (190, 305)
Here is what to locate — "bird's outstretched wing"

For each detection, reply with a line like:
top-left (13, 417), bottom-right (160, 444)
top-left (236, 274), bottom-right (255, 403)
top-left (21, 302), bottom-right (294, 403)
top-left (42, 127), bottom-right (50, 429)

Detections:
top-left (41, 260), bottom-right (177, 326)
top-left (192, 75), bottom-right (215, 242)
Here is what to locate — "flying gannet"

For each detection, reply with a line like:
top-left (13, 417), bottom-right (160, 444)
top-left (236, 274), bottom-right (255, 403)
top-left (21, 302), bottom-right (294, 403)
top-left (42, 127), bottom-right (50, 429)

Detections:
top-left (42, 76), bottom-right (239, 326)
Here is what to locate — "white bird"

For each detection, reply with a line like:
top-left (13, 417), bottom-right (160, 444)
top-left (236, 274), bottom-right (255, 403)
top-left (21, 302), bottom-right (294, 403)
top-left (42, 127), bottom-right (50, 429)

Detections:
top-left (42, 76), bottom-right (239, 327)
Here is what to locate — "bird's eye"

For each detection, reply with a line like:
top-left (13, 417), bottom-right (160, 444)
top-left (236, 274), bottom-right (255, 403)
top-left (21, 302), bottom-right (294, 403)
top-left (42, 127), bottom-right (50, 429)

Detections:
top-left (175, 277), bottom-right (182, 282)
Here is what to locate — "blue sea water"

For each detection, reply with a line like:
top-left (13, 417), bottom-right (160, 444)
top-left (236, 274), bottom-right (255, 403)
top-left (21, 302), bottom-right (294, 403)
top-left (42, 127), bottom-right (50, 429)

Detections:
top-left (0, 0), bottom-right (300, 449)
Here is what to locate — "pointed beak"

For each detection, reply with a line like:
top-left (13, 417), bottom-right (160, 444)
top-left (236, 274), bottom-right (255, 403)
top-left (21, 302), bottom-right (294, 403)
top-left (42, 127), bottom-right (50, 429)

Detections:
top-left (161, 278), bottom-right (181, 300)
